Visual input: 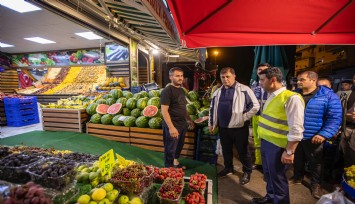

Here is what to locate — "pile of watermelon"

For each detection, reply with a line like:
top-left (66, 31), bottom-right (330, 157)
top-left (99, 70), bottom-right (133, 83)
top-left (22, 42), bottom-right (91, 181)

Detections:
top-left (85, 89), bottom-right (163, 129)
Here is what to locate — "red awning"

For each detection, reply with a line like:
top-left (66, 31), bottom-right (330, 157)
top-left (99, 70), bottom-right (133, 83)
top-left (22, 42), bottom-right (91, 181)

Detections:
top-left (166, 0), bottom-right (355, 48)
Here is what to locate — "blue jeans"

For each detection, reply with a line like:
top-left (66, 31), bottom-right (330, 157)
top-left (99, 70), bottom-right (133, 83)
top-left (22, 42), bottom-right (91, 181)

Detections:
top-left (163, 126), bottom-right (186, 167)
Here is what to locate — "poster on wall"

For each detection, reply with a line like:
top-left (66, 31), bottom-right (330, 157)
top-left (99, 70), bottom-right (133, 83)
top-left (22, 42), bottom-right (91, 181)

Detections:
top-left (11, 48), bottom-right (104, 67)
top-left (105, 43), bottom-right (129, 64)
top-left (130, 39), bottom-right (138, 86)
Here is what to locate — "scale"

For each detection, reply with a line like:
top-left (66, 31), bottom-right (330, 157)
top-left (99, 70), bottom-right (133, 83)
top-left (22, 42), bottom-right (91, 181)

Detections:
top-left (142, 82), bottom-right (160, 92)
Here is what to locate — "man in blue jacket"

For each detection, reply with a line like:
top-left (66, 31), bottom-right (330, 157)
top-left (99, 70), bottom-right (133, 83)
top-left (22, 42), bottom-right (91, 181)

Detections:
top-left (293, 71), bottom-right (342, 199)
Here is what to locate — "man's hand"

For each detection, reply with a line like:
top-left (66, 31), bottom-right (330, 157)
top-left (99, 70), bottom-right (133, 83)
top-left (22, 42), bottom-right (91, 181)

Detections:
top-left (208, 126), bottom-right (213, 134)
top-left (169, 127), bottom-right (179, 138)
top-left (187, 120), bottom-right (195, 130)
top-left (311, 135), bottom-right (325, 144)
top-left (281, 151), bottom-right (294, 164)
top-left (346, 111), bottom-right (355, 123)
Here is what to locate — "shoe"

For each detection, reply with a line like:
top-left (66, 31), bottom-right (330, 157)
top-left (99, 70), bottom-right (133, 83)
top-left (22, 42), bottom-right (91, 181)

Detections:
top-left (293, 178), bottom-right (303, 185)
top-left (239, 172), bottom-right (251, 185)
top-left (253, 164), bottom-right (263, 170)
top-left (217, 168), bottom-right (234, 177)
top-left (251, 196), bottom-right (273, 204)
top-left (311, 184), bottom-right (322, 199)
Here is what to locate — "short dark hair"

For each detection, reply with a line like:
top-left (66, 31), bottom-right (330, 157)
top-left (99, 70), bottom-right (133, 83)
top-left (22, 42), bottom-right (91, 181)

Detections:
top-left (169, 67), bottom-right (183, 76)
top-left (341, 79), bottom-right (353, 84)
top-left (259, 67), bottom-right (283, 83)
top-left (220, 67), bottom-right (235, 75)
top-left (298, 71), bottom-right (318, 80)
top-left (258, 63), bottom-right (271, 68)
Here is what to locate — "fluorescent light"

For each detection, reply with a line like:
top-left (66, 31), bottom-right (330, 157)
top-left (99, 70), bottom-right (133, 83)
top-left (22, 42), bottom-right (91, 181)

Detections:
top-left (0, 42), bottom-right (14, 48)
top-left (0, 0), bottom-right (41, 13)
top-left (24, 37), bottom-right (56, 44)
top-left (152, 49), bottom-right (159, 54)
top-left (75, 32), bottom-right (103, 40)
top-left (168, 55), bottom-right (179, 58)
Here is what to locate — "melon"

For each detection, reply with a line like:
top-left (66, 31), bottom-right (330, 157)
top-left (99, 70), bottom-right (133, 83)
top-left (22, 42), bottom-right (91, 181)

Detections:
top-left (148, 117), bottom-right (163, 129)
top-left (86, 103), bottom-right (98, 115)
top-left (148, 90), bottom-right (160, 98)
top-left (187, 91), bottom-right (199, 101)
top-left (101, 114), bottom-right (114, 125)
top-left (126, 98), bottom-right (137, 110)
top-left (103, 94), bottom-right (112, 99)
top-left (116, 97), bottom-right (127, 107)
top-left (143, 105), bottom-right (158, 118)
top-left (189, 115), bottom-right (199, 123)
top-left (131, 108), bottom-right (142, 118)
top-left (123, 116), bottom-right (136, 127)
top-left (105, 98), bottom-right (115, 106)
top-left (136, 98), bottom-right (148, 110)
top-left (107, 103), bottom-right (122, 115)
top-left (192, 101), bottom-right (201, 110)
top-left (202, 126), bottom-right (218, 135)
top-left (112, 114), bottom-right (124, 126)
top-left (122, 108), bottom-right (131, 116)
top-left (182, 87), bottom-right (188, 95)
top-left (194, 116), bottom-right (209, 127)
top-left (147, 97), bottom-right (160, 108)
top-left (139, 91), bottom-right (149, 98)
top-left (96, 99), bottom-right (106, 105)
top-left (135, 116), bottom-right (149, 128)
top-left (198, 109), bottom-right (209, 118)
top-left (133, 93), bottom-right (143, 100)
top-left (90, 113), bottom-right (102, 124)
top-left (96, 104), bottom-right (110, 114)
top-left (122, 91), bottom-right (133, 99)
top-left (186, 104), bottom-right (197, 115)
top-left (110, 89), bottom-right (123, 99)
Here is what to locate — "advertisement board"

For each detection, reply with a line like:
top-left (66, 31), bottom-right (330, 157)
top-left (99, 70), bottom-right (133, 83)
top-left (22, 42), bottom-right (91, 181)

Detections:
top-left (105, 43), bottom-right (129, 64)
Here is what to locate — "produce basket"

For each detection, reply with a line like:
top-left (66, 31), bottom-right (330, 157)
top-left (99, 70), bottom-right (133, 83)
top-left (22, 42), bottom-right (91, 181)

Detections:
top-left (45, 183), bottom-right (79, 204)
top-left (27, 158), bottom-right (76, 191)
top-left (0, 153), bottom-right (42, 183)
top-left (157, 178), bottom-right (184, 204)
top-left (342, 175), bottom-right (355, 199)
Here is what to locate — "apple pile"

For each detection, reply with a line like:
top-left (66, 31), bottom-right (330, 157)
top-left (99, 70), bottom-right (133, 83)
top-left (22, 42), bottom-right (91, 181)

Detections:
top-left (3, 182), bottom-right (52, 204)
top-left (153, 167), bottom-right (184, 183)
top-left (185, 192), bottom-right (206, 204)
top-left (189, 173), bottom-right (207, 192)
top-left (157, 177), bottom-right (184, 203)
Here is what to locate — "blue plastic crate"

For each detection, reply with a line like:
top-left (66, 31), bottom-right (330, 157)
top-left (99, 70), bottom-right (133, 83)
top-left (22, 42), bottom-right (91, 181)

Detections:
top-left (5, 102), bottom-right (38, 110)
top-left (131, 86), bottom-right (141, 94)
top-left (5, 107), bottom-right (38, 116)
top-left (6, 117), bottom-right (39, 127)
top-left (6, 111), bottom-right (39, 121)
top-left (4, 97), bottom-right (37, 105)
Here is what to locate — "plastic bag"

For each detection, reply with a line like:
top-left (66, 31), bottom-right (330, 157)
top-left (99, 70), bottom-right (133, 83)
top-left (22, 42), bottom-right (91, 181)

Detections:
top-left (215, 139), bottom-right (223, 156)
top-left (316, 188), bottom-right (345, 204)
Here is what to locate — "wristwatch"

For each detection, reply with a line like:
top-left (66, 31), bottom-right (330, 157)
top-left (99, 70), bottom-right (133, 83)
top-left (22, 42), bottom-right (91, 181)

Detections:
top-left (284, 149), bottom-right (294, 156)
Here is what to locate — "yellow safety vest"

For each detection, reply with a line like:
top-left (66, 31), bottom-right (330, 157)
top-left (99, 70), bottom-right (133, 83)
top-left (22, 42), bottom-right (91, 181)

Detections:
top-left (258, 90), bottom-right (299, 148)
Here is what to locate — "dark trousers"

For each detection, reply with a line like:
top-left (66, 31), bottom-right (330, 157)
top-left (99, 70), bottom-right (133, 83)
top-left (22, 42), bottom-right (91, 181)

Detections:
top-left (293, 139), bottom-right (323, 185)
top-left (163, 126), bottom-right (186, 167)
top-left (219, 124), bottom-right (252, 173)
top-left (261, 139), bottom-right (290, 204)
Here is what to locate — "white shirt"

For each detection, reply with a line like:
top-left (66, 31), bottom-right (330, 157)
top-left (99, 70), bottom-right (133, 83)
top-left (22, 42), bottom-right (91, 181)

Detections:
top-left (263, 87), bottom-right (305, 142)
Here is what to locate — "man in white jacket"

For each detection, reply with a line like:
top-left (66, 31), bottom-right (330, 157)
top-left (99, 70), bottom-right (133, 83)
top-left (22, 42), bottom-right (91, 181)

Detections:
top-left (208, 67), bottom-right (260, 185)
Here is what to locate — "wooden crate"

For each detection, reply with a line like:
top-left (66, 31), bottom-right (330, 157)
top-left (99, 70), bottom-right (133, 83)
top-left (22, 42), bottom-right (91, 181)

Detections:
top-left (0, 69), bottom-right (19, 93)
top-left (86, 123), bottom-right (130, 143)
top-left (42, 108), bottom-right (88, 133)
top-left (0, 101), bottom-right (6, 126)
top-left (130, 127), bottom-right (196, 158)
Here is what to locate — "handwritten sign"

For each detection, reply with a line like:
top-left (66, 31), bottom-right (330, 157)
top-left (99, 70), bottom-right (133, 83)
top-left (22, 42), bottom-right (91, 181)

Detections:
top-left (99, 149), bottom-right (115, 177)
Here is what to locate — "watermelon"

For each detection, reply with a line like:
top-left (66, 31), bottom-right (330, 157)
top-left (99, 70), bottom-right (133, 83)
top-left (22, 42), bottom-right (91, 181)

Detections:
top-left (202, 99), bottom-right (210, 106)
top-left (131, 108), bottom-right (142, 118)
top-left (123, 91), bottom-right (133, 99)
top-left (182, 87), bottom-right (188, 95)
top-left (112, 114), bottom-right (124, 126)
top-left (156, 109), bottom-right (163, 118)
top-left (96, 104), bottom-right (109, 114)
top-left (139, 91), bottom-right (149, 98)
top-left (105, 98), bottom-right (115, 106)
top-left (148, 90), bottom-right (159, 98)
top-left (107, 103), bottom-right (122, 115)
top-left (123, 116), bottom-right (136, 127)
top-left (133, 93), bottom-right (143, 100)
top-left (148, 117), bottom-right (163, 129)
top-left (96, 99), bottom-right (106, 105)
top-left (126, 98), bottom-right (137, 109)
top-left (187, 91), bottom-right (199, 101)
top-left (142, 105), bottom-right (158, 118)
top-left (186, 104), bottom-right (197, 115)
top-left (194, 116), bottom-right (209, 126)
top-left (101, 114), bottom-right (114, 125)
top-left (202, 126), bottom-right (219, 135)
top-left (200, 106), bottom-right (210, 112)
top-left (198, 109), bottom-right (209, 118)
top-left (103, 94), bottom-right (112, 99)
top-left (147, 97), bottom-right (160, 108)
top-left (110, 89), bottom-right (123, 99)
top-left (136, 98), bottom-right (148, 110)
top-left (90, 113), bottom-right (102, 124)
top-left (135, 116), bottom-right (149, 128)
top-left (122, 108), bottom-right (131, 116)
top-left (86, 103), bottom-right (98, 115)
top-left (189, 115), bottom-right (199, 123)
top-left (192, 101), bottom-right (201, 110)
top-left (116, 97), bottom-right (127, 107)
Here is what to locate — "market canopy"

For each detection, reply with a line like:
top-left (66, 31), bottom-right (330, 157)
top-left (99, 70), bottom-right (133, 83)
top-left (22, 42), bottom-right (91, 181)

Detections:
top-left (166, 0), bottom-right (355, 48)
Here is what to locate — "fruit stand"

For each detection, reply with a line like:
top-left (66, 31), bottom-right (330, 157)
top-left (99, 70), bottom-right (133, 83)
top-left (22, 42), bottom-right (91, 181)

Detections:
top-left (86, 123), bottom-right (130, 143)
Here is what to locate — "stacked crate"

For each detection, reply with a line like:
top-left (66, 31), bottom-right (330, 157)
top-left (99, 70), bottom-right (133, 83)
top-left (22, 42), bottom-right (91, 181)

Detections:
top-left (0, 100), bottom-right (6, 126)
top-left (4, 97), bottom-right (39, 127)
top-left (0, 68), bottom-right (19, 93)
top-left (195, 128), bottom-right (219, 164)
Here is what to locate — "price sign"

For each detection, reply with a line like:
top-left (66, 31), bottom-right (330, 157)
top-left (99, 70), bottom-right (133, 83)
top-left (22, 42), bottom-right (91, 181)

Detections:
top-left (99, 149), bottom-right (115, 177)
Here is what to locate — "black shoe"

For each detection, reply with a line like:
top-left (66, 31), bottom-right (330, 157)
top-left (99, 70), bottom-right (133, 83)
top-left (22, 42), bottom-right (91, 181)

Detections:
top-left (311, 184), bottom-right (322, 199)
top-left (251, 196), bottom-right (273, 204)
top-left (217, 168), bottom-right (234, 177)
top-left (240, 172), bottom-right (251, 185)
top-left (253, 164), bottom-right (263, 170)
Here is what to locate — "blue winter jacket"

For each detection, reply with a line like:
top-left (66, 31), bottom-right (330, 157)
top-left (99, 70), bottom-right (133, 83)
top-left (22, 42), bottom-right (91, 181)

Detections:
top-left (295, 86), bottom-right (342, 140)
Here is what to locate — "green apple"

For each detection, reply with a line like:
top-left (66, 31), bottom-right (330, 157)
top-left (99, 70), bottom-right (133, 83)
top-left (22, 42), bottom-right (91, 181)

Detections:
top-left (98, 198), bottom-right (111, 204)
top-left (103, 183), bottom-right (114, 192)
top-left (118, 195), bottom-right (129, 204)
top-left (105, 191), bottom-right (116, 202)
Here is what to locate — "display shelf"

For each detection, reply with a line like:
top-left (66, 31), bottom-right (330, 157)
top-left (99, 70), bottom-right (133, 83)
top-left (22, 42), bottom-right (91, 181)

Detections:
top-left (42, 108), bottom-right (89, 133)
top-left (130, 127), bottom-right (196, 158)
top-left (86, 123), bottom-right (130, 143)
top-left (0, 69), bottom-right (19, 93)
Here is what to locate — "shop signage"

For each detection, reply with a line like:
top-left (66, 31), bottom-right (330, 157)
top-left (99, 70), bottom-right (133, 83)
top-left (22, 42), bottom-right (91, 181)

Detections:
top-left (99, 149), bottom-right (115, 177)
top-left (105, 43), bottom-right (129, 64)
top-left (141, 0), bottom-right (180, 43)
top-left (11, 48), bottom-right (104, 67)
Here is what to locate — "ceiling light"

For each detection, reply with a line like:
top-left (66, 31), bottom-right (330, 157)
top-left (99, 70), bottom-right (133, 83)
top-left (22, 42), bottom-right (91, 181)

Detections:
top-left (75, 32), bottom-right (103, 40)
top-left (0, 0), bottom-right (41, 13)
top-left (0, 42), bottom-right (14, 48)
top-left (168, 55), bottom-right (179, 58)
top-left (24, 37), bottom-right (56, 44)
top-left (152, 49), bottom-right (159, 55)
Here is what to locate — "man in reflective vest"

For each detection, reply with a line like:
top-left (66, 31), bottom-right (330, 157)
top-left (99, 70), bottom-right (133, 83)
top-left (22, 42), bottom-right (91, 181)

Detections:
top-left (252, 67), bottom-right (305, 204)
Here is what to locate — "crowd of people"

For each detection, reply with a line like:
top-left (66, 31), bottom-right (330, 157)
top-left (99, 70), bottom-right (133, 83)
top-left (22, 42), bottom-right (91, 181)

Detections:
top-left (160, 66), bottom-right (355, 204)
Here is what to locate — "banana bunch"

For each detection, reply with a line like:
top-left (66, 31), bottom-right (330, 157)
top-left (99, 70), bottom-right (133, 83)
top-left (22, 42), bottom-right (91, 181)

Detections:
top-left (40, 97), bottom-right (90, 109)
top-left (115, 153), bottom-right (135, 169)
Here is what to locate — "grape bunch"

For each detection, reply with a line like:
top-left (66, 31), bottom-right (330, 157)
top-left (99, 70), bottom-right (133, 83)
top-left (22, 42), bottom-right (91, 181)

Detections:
top-left (0, 146), bottom-right (11, 159)
top-left (3, 182), bottom-right (52, 204)
top-left (158, 177), bottom-right (184, 202)
top-left (56, 152), bottom-right (99, 163)
top-left (0, 153), bottom-right (39, 167)
top-left (29, 159), bottom-right (75, 178)
top-left (345, 165), bottom-right (355, 188)
top-left (185, 191), bottom-right (206, 204)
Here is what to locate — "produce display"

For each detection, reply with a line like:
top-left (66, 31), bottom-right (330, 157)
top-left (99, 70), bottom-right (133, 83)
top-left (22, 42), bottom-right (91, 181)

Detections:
top-left (157, 178), bottom-right (184, 203)
top-left (39, 94), bottom-right (98, 109)
top-left (345, 165), bottom-right (355, 188)
top-left (3, 182), bottom-right (52, 204)
top-left (96, 77), bottom-right (127, 91)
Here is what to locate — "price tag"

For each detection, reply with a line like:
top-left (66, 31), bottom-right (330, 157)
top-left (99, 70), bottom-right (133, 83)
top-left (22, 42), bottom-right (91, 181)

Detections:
top-left (99, 149), bottom-right (115, 177)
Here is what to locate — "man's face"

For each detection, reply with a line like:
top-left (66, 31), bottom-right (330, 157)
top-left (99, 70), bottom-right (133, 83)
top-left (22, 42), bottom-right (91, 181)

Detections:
top-left (297, 73), bottom-right (315, 89)
top-left (341, 83), bottom-right (352, 91)
top-left (257, 66), bottom-right (268, 75)
top-left (259, 74), bottom-right (272, 92)
top-left (317, 80), bottom-right (331, 88)
top-left (169, 70), bottom-right (184, 86)
top-left (220, 71), bottom-right (236, 87)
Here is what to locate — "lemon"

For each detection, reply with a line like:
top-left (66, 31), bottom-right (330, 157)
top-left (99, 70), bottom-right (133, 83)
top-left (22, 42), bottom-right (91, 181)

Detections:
top-left (118, 195), bottom-right (129, 204)
top-left (91, 188), bottom-right (107, 201)
top-left (77, 194), bottom-right (91, 204)
top-left (89, 172), bottom-right (99, 181)
top-left (103, 183), bottom-right (114, 192)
